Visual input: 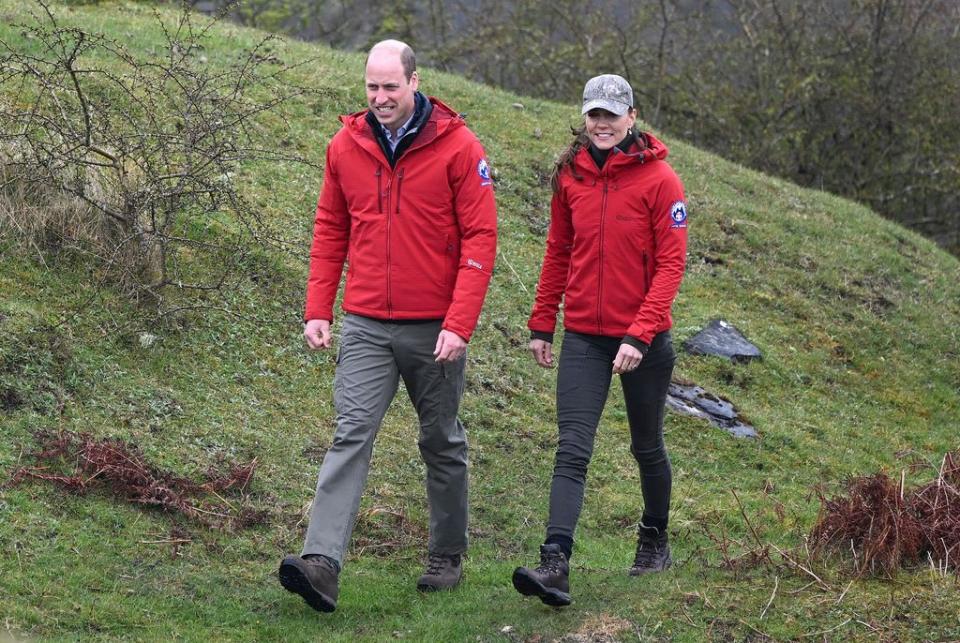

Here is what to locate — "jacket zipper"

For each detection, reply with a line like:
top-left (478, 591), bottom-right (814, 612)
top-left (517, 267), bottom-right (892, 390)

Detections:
top-left (597, 178), bottom-right (609, 332)
top-left (375, 167), bottom-right (383, 213)
top-left (382, 166), bottom-right (393, 316)
top-left (395, 168), bottom-right (404, 214)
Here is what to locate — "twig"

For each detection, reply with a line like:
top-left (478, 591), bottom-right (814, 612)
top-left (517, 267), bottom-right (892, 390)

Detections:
top-left (731, 488), bottom-right (765, 550)
top-left (497, 247), bottom-right (529, 294)
top-left (737, 618), bottom-right (771, 640)
top-left (771, 544), bottom-right (832, 591)
top-left (760, 575), bottom-right (778, 619)
top-left (802, 618), bottom-right (851, 638)
top-left (835, 579), bottom-right (854, 605)
top-left (139, 538), bottom-right (192, 545)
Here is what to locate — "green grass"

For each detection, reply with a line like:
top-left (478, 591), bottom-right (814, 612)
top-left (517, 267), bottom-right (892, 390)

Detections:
top-left (2, 1), bottom-right (960, 641)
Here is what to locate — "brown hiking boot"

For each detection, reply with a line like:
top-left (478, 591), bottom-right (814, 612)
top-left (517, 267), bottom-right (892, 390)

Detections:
top-left (629, 524), bottom-right (672, 576)
top-left (416, 553), bottom-right (463, 592)
top-left (511, 543), bottom-right (571, 606)
top-left (279, 554), bottom-right (339, 612)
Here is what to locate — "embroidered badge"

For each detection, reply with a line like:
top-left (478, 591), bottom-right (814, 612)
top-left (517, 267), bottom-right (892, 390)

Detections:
top-left (477, 159), bottom-right (492, 186)
top-left (669, 201), bottom-right (688, 228)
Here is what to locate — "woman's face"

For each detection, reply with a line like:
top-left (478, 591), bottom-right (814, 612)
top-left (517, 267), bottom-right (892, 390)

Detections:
top-left (584, 108), bottom-right (636, 150)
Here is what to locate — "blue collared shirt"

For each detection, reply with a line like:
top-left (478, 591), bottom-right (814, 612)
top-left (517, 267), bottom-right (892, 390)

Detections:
top-left (381, 111), bottom-right (418, 152)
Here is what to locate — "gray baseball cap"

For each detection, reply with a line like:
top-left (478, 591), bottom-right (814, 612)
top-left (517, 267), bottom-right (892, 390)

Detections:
top-left (581, 74), bottom-right (633, 116)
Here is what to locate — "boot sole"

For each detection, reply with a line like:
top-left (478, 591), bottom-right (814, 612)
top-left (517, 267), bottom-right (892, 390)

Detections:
top-left (278, 558), bottom-right (337, 613)
top-left (628, 555), bottom-right (673, 576)
top-left (511, 567), bottom-right (571, 607)
top-left (416, 579), bottom-right (460, 593)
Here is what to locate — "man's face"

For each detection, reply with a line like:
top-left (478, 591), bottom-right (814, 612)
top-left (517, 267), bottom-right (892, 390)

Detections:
top-left (365, 51), bottom-right (419, 134)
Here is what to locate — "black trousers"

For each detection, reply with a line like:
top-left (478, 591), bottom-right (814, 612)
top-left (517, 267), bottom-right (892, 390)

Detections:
top-left (545, 330), bottom-right (675, 548)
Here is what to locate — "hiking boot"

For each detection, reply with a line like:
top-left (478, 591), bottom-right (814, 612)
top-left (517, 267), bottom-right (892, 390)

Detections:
top-left (629, 524), bottom-right (672, 576)
top-left (416, 553), bottom-right (463, 592)
top-left (511, 543), bottom-right (571, 606)
top-left (278, 554), bottom-right (339, 612)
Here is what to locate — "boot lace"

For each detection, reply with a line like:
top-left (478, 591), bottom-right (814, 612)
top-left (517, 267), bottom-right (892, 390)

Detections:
top-left (425, 553), bottom-right (449, 575)
top-left (537, 550), bottom-right (565, 574)
top-left (633, 532), bottom-right (663, 569)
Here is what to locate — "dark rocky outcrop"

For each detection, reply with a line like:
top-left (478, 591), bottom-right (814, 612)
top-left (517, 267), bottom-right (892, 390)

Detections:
top-left (684, 319), bottom-right (762, 363)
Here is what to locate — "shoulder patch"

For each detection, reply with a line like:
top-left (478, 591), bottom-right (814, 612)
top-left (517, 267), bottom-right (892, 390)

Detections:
top-left (669, 200), bottom-right (688, 228)
top-left (477, 158), bottom-right (492, 186)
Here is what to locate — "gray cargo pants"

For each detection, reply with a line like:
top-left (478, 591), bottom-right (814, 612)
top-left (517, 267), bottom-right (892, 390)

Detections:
top-left (302, 314), bottom-right (468, 566)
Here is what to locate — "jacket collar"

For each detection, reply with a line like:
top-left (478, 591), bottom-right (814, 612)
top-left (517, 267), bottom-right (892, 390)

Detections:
top-left (341, 95), bottom-right (464, 166)
top-left (573, 131), bottom-right (670, 177)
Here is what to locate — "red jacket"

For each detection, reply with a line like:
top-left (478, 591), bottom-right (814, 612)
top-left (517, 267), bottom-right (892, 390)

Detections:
top-left (528, 134), bottom-right (687, 345)
top-left (305, 97), bottom-right (498, 341)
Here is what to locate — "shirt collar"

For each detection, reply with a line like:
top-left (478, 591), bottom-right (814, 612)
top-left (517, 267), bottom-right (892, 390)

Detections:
top-left (381, 109), bottom-right (418, 143)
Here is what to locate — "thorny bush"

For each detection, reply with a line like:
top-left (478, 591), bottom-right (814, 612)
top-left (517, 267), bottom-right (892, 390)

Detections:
top-left (0, 1), bottom-right (311, 317)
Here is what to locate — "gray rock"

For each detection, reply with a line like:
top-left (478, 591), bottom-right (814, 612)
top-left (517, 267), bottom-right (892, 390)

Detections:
top-left (683, 319), bottom-right (762, 363)
top-left (666, 382), bottom-right (759, 439)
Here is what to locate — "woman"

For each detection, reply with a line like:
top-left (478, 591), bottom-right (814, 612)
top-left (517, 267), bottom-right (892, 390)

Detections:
top-left (512, 74), bottom-right (687, 606)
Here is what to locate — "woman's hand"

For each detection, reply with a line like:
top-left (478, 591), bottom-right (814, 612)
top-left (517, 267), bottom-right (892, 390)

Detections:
top-left (612, 343), bottom-right (643, 374)
top-left (529, 338), bottom-right (555, 368)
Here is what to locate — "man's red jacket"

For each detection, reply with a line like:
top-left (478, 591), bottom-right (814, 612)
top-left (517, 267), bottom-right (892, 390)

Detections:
top-left (528, 133), bottom-right (687, 345)
top-left (305, 97), bottom-right (497, 342)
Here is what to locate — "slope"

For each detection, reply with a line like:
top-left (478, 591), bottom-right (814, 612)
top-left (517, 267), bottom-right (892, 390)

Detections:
top-left (1, 2), bottom-right (959, 641)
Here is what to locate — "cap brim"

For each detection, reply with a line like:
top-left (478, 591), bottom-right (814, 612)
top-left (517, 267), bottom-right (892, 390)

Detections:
top-left (581, 99), bottom-right (629, 116)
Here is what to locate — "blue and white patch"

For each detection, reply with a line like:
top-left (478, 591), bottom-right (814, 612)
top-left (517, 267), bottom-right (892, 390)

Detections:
top-left (477, 158), bottom-right (492, 186)
top-left (669, 200), bottom-right (688, 228)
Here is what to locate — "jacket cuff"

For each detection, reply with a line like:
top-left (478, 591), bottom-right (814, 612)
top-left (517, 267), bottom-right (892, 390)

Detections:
top-left (530, 330), bottom-right (555, 344)
top-left (621, 335), bottom-right (650, 355)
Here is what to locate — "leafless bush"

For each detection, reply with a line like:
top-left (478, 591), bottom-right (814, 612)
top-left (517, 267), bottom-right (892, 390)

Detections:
top-left (6, 428), bottom-right (268, 530)
top-left (811, 452), bottom-right (960, 577)
top-left (0, 1), bottom-right (310, 316)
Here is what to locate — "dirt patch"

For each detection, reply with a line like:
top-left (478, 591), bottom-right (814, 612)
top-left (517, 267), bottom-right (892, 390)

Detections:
top-left (1, 386), bottom-right (24, 411)
top-left (6, 429), bottom-right (268, 530)
top-left (556, 614), bottom-right (633, 643)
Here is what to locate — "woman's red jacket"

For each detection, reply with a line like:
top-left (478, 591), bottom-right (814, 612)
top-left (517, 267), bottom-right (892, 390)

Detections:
top-left (528, 134), bottom-right (687, 345)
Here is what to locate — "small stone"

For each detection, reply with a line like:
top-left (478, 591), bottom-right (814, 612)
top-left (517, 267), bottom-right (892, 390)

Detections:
top-left (500, 625), bottom-right (513, 634)
top-left (511, 102), bottom-right (524, 110)
top-left (684, 319), bottom-right (761, 363)
top-left (533, 127), bottom-right (542, 139)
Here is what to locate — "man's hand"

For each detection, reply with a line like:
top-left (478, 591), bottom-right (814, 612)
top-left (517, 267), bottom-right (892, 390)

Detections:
top-left (434, 329), bottom-right (467, 362)
top-left (304, 319), bottom-right (332, 350)
top-left (529, 338), bottom-right (554, 368)
top-left (612, 343), bottom-right (643, 374)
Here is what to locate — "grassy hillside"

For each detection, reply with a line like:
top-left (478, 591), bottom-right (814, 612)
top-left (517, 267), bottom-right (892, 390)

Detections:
top-left (2, 2), bottom-right (959, 641)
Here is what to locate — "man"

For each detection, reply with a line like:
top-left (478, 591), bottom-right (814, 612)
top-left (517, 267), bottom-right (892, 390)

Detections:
top-left (278, 39), bottom-right (497, 613)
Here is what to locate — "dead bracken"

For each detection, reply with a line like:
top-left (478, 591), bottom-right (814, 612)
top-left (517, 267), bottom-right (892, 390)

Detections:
top-left (811, 451), bottom-right (960, 576)
top-left (6, 429), bottom-right (267, 530)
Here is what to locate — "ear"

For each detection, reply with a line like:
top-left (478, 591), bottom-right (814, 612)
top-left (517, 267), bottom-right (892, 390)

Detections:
top-left (409, 70), bottom-right (420, 91)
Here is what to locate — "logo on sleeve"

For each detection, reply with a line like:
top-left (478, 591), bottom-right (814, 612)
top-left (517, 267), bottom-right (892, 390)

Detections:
top-left (669, 201), bottom-right (688, 228)
top-left (477, 159), bottom-right (492, 186)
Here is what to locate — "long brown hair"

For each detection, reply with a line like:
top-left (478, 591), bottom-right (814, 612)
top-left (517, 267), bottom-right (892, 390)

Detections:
top-left (549, 119), bottom-right (650, 192)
